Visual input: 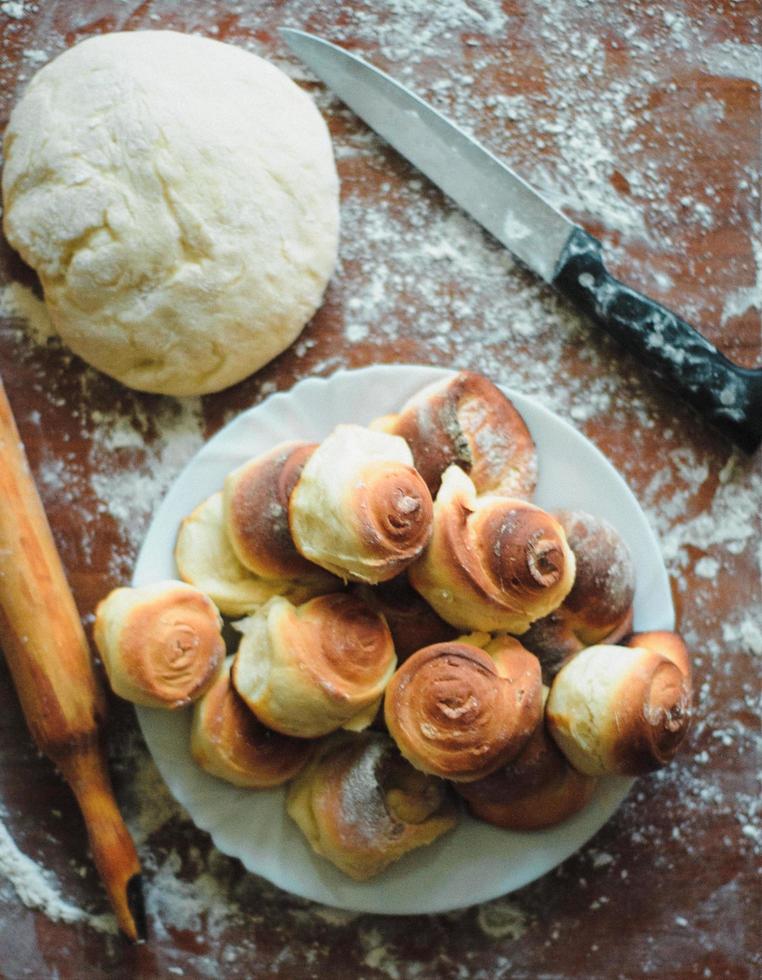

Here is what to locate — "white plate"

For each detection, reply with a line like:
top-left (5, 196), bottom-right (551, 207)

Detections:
top-left (133, 364), bottom-right (673, 914)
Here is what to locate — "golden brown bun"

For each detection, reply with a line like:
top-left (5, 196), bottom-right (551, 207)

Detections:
top-left (289, 424), bottom-right (434, 584)
top-left (223, 441), bottom-right (319, 579)
top-left (175, 492), bottom-right (337, 617)
top-left (372, 371), bottom-right (537, 499)
top-left (352, 577), bottom-right (458, 664)
top-left (625, 630), bottom-right (692, 682)
top-left (286, 732), bottom-right (458, 880)
top-left (521, 510), bottom-right (635, 678)
top-left (232, 593), bottom-right (397, 738)
top-left (456, 688), bottom-right (597, 829)
top-left (408, 466), bottom-right (575, 633)
top-left (384, 641), bottom-right (542, 782)
top-left (94, 580), bottom-right (225, 709)
top-left (190, 657), bottom-right (313, 787)
top-left (546, 643), bottom-right (693, 776)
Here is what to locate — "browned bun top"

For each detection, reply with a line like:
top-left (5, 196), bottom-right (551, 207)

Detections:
top-left (384, 371), bottom-right (537, 499)
top-left (384, 642), bottom-right (542, 782)
top-left (554, 510), bottom-right (635, 634)
top-left (475, 503), bottom-right (569, 598)
top-left (193, 661), bottom-right (312, 785)
top-left (352, 578), bottom-right (458, 663)
top-left (122, 586), bottom-right (224, 707)
top-left (518, 611), bottom-right (585, 680)
top-left (520, 510), bottom-right (635, 678)
top-left (226, 441), bottom-right (318, 578)
top-left (463, 761), bottom-right (597, 831)
top-left (288, 731), bottom-right (457, 880)
top-left (289, 593), bottom-right (396, 696)
top-left (626, 630), bottom-right (691, 681)
top-left (615, 654), bottom-right (692, 772)
top-left (354, 462), bottom-right (433, 569)
top-left (320, 734), bottom-right (452, 846)
top-left (455, 717), bottom-right (565, 806)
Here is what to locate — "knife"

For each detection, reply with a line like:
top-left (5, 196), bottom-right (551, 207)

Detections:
top-left (281, 28), bottom-right (762, 453)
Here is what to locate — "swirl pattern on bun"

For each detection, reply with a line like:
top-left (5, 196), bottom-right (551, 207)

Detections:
top-left (232, 593), bottom-right (396, 738)
top-left (409, 466), bottom-right (575, 633)
top-left (546, 643), bottom-right (692, 775)
top-left (289, 425), bottom-right (434, 584)
top-left (384, 641), bottom-right (542, 782)
top-left (94, 580), bottom-right (225, 709)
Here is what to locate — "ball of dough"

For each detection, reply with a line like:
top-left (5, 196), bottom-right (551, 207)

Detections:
top-left (1, 31), bottom-right (339, 395)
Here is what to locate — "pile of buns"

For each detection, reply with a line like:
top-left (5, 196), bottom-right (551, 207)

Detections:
top-left (94, 371), bottom-right (693, 881)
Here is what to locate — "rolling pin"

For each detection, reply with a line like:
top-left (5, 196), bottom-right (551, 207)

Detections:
top-left (0, 377), bottom-right (146, 942)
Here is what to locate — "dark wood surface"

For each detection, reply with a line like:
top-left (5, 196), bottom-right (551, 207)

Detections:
top-left (0, 2), bottom-right (760, 977)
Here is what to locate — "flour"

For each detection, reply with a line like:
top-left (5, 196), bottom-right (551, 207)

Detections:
top-left (0, 0), bottom-right (759, 971)
top-left (0, 1), bottom-right (26, 20)
top-left (0, 282), bottom-right (55, 342)
top-left (0, 815), bottom-right (116, 933)
top-left (89, 398), bottom-right (205, 553)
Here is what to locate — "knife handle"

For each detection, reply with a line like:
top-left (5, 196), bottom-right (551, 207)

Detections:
top-left (553, 227), bottom-right (762, 453)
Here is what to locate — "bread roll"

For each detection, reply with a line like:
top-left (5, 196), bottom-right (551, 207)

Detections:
top-left (625, 630), bottom-right (692, 682)
top-left (352, 577), bottom-right (457, 664)
top-left (384, 641), bottom-right (542, 782)
top-left (521, 510), bottom-right (635, 678)
top-left (232, 593), bottom-right (396, 738)
top-left (456, 688), bottom-right (597, 830)
top-left (546, 643), bottom-right (693, 775)
top-left (190, 656), bottom-right (312, 787)
top-left (175, 492), bottom-right (335, 617)
top-left (289, 424), bottom-right (433, 584)
top-left (372, 371), bottom-right (537, 499)
top-left (286, 732), bottom-right (457, 880)
top-left (408, 466), bottom-right (575, 632)
top-left (94, 580), bottom-right (224, 709)
top-left (223, 441), bottom-right (320, 578)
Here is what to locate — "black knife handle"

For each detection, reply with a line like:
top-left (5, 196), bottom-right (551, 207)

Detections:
top-left (553, 227), bottom-right (762, 453)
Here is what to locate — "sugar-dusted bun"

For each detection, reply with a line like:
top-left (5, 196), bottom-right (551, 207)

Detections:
top-left (372, 371), bottom-right (537, 499)
top-left (384, 641), bottom-right (542, 782)
top-left (521, 510), bottom-right (635, 678)
top-left (408, 466), bottom-right (575, 633)
top-left (289, 424), bottom-right (433, 584)
top-left (352, 577), bottom-right (457, 664)
top-left (232, 593), bottom-right (396, 738)
top-left (546, 644), bottom-right (693, 775)
top-left (94, 580), bottom-right (225, 709)
top-left (625, 630), bottom-right (692, 682)
top-left (175, 492), bottom-right (336, 617)
top-left (286, 732), bottom-right (457, 880)
top-left (223, 441), bottom-right (319, 578)
top-left (456, 688), bottom-right (597, 829)
top-left (190, 656), bottom-right (313, 787)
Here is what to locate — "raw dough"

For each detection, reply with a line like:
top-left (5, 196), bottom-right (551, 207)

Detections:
top-left (1, 31), bottom-right (339, 395)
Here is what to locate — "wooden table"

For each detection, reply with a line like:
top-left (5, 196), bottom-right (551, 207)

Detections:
top-left (0, 2), bottom-right (759, 977)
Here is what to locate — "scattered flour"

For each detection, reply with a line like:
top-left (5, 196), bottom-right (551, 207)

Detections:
top-left (0, 282), bottom-right (54, 342)
top-left (0, 0), bottom-right (759, 974)
top-left (0, 816), bottom-right (116, 934)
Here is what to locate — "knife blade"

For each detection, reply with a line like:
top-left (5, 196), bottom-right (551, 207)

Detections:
top-left (281, 28), bottom-right (762, 453)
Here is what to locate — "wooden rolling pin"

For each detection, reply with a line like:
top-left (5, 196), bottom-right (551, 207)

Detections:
top-left (0, 378), bottom-right (146, 942)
